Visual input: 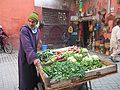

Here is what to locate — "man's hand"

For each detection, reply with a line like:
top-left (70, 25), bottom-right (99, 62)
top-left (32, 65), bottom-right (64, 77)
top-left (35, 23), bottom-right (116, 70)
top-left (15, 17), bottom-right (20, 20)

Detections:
top-left (34, 59), bottom-right (40, 66)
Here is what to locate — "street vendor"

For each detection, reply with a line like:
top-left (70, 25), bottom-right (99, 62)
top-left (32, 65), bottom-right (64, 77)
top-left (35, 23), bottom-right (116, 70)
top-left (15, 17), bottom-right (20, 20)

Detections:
top-left (18, 11), bottom-right (43, 90)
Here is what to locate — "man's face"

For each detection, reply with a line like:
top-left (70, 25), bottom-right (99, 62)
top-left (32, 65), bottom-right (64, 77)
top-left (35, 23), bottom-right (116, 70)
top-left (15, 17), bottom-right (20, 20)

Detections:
top-left (28, 19), bottom-right (37, 28)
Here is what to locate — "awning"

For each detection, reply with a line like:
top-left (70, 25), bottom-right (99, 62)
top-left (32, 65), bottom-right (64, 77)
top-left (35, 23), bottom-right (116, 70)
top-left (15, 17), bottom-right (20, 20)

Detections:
top-left (79, 15), bottom-right (99, 22)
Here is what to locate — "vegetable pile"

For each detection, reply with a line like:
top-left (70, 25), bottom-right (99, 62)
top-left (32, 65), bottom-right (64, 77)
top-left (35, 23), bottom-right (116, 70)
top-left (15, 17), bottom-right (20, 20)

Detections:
top-left (43, 60), bottom-right (86, 82)
top-left (37, 46), bottom-right (106, 82)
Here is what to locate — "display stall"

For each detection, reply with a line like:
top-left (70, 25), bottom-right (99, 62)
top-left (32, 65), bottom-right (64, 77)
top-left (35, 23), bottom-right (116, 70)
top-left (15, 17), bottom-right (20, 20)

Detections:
top-left (36, 46), bottom-right (117, 90)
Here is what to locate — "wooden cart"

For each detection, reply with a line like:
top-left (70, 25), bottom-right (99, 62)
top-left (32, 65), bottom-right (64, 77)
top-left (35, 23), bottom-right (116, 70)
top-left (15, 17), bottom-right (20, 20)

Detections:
top-left (36, 60), bottom-right (117, 90)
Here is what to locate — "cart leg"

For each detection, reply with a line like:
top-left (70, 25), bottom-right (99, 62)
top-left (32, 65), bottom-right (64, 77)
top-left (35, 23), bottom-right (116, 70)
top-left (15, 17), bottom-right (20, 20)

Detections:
top-left (88, 81), bottom-right (93, 90)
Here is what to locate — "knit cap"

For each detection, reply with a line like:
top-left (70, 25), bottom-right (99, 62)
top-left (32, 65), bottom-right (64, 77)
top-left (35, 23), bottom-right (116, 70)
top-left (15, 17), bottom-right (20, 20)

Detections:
top-left (28, 12), bottom-right (39, 22)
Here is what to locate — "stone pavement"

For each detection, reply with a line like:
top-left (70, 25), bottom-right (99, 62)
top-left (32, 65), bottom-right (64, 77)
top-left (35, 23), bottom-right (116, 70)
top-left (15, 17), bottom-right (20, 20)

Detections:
top-left (0, 50), bottom-right (120, 90)
top-left (89, 51), bottom-right (120, 90)
top-left (0, 51), bottom-right (18, 90)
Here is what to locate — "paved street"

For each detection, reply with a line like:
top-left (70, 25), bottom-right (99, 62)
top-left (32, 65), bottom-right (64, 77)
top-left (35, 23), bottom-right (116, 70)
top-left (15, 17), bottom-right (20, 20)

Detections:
top-left (89, 51), bottom-right (120, 90)
top-left (0, 50), bottom-right (120, 90)
top-left (0, 51), bottom-right (18, 90)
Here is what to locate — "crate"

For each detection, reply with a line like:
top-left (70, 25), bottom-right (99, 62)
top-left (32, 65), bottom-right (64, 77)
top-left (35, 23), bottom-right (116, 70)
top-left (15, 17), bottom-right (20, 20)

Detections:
top-left (36, 60), bottom-right (117, 90)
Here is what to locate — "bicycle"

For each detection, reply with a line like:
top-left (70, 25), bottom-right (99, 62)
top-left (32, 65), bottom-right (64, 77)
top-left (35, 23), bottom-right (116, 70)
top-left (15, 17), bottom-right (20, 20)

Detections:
top-left (0, 35), bottom-right (13, 54)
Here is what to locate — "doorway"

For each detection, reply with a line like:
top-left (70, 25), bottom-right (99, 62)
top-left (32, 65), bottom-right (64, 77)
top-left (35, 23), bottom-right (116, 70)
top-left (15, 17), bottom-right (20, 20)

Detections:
top-left (82, 21), bottom-right (90, 48)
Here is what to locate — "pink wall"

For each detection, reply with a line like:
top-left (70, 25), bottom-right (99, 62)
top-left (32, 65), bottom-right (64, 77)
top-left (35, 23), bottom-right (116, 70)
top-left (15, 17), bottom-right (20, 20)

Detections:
top-left (0, 0), bottom-right (35, 34)
top-left (0, 0), bottom-right (42, 49)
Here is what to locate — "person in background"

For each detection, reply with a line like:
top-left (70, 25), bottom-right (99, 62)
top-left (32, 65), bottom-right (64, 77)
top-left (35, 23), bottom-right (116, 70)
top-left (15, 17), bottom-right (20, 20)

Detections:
top-left (109, 19), bottom-right (120, 62)
top-left (18, 12), bottom-right (43, 90)
top-left (0, 25), bottom-right (8, 51)
top-left (62, 32), bottom-right (69, 46)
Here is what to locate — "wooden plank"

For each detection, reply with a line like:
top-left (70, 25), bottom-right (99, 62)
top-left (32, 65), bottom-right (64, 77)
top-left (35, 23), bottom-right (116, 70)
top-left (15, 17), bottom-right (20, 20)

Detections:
top-left (36, 64), bottom-right (50, 89)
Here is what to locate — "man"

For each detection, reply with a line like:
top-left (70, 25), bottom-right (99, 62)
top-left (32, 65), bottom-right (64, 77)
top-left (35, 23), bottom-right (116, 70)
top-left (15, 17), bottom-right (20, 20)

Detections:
top-left (109, 19), bottom-right (120, 62)
top-left (18, 12), bottom-right (43, 90)
top-left (0, 25), bottom-right (3, 44)
top-left (62, 32), bottom-right (68, 46)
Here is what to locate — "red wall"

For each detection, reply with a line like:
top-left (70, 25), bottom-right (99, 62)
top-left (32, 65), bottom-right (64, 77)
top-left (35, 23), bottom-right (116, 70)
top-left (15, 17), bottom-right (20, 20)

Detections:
top-left (0, 0), bottom-right (42, 49)
top-left (82, 0), bottom-right (120, 39)
top-left (70, 0), bottom-right (120, 41)
top-left (70, 0), bottom-right (120, 18)
top-left (111, 0), bottom-right (120, 15)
